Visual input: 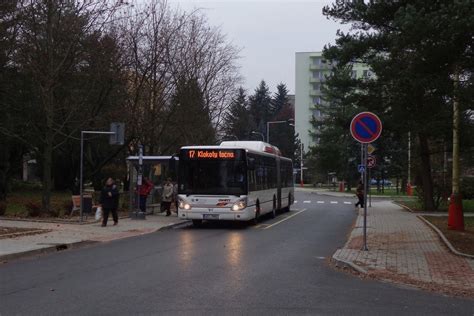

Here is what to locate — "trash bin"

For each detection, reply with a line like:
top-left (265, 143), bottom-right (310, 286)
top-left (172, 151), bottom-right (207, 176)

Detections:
top-left (83, 194), bottom-right (93, 214)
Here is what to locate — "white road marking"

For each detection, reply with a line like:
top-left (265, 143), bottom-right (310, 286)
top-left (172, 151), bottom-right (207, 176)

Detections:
top-left (316, 201), bottom-right (324, 204)
top-left (263, 209), bottom-right (307, 229)
top-left (344, 202), bottom-right (352, 205)
top-left (303, 200), bottom-right (311, 204)
top-left (294, 201), bottom-right (298, 204)
top-left (330, 201), bottom-right (338, 204)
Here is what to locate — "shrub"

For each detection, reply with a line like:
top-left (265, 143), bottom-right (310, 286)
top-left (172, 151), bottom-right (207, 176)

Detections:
top-left (10, 179), bottom-right (42, 191)
top-left (63, 200), bottom-right (73, 214)
top-left (461, 177), bottom-right (474, 200)
top-left (48, 208), bottom-right (59, 217)
top-left (0, 202), bottom-right (6, 216)
top-left (25, 201), bottom-right (42, 217)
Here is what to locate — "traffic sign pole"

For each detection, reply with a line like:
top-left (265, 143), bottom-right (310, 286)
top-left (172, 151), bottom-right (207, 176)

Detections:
top-left (369, 167), bottom-right (372, 207)
top-left (351, 112), bottom-right (382, 252)
top-left (362, 143), bottom-right (368, 251)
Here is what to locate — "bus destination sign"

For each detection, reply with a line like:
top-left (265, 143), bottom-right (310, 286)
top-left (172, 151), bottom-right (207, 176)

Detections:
top-left (187, 149), bottom-right (236, 159)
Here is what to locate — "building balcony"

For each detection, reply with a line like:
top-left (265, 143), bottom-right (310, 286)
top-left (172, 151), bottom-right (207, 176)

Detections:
top-left (309, 89), bottom-right (322, 96)
top-left (309, 76), bottom-right (326, 83)
top-left (309, 63), bottom-right (331, 70)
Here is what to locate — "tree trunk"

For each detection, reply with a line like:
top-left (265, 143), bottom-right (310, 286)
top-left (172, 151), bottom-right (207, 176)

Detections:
top-left (41, 131), bottom-right (53, 212)
top-left (418, 133), bottom-right (435, 211)
top-left (0, 145), bottom-right (10, 201)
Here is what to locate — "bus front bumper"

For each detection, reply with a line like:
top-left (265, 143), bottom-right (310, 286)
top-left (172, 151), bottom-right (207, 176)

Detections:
top-left (178, 208), bottom-right (255, 221)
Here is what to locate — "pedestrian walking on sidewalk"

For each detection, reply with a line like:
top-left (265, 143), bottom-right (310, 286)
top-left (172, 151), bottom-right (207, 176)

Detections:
top-left (355, 180), bottom-right (364, 208)
top-left (162, 178), bottom-right (174, 216)
top-left (99, 177), bottom-right (120, 227)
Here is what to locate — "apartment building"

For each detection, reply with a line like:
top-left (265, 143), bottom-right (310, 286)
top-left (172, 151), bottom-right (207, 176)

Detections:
top-left (295, 51), bottom-right (370, 150)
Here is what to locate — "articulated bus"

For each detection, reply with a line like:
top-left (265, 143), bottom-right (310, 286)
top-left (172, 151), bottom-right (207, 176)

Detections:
top-left (177, 141), bottom-right (294, 226)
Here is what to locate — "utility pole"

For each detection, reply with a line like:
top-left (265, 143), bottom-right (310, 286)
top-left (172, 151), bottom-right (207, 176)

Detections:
top-left (407, 131), bottom-right (412, 196)
top-left (300, 143), bottom-right (304, 187)
top-left (448, 69), bottom-right (464, 230)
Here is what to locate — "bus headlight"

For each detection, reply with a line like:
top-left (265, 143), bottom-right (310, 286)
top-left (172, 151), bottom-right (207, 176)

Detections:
top-left (231, 198), bottom-right (247, 211)
top-left (179, 199), bottom-right (192, 210)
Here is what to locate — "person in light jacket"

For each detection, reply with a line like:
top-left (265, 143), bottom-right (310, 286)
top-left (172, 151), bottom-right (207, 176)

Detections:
top-left (162, 178), bottom-right (174, 216)
top-left (100, 177), bottom-right (120, 227)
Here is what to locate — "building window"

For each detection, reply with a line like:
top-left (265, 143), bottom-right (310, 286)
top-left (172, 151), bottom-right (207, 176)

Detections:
top-left (351, 70), bottom-right (357, 78)
top-left (312, 58), bottom-right (320, 65)
top-left (363, 70), bottom-right (373, 78)
top-left (312, 109), bottom-right (321, 117)
top-left (312, 96), bottom-right (321, 105)
top-left (312, 83), bottom-right (320, 91)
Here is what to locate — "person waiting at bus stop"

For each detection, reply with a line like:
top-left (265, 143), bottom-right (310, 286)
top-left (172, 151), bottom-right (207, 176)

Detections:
top-left (161, 178), bottom-right (174, 216)
top-left (355, 180), bottom-right (364, 208)
top-left (139, 177), bottom-right (154, 213)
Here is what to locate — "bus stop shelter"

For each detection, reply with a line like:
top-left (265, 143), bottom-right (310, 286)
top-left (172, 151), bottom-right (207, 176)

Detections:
top-left (126, 156), bottom-right (179, 214)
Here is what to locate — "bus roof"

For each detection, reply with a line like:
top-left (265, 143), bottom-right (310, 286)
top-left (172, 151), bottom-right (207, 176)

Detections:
top-left (126, 156), bottom-right (177, 161)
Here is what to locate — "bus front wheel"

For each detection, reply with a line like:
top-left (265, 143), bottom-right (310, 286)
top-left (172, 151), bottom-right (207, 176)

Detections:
top-left (251, 203), bottom-right (260, 225)
top-left (192, 219), bottom-right (202, 227)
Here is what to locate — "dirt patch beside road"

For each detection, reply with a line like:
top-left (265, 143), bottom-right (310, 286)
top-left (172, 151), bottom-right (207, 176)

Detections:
top-left (423, 216), bottom-right (474, 255)
top-left (0, 226), bottom-right (52, 239)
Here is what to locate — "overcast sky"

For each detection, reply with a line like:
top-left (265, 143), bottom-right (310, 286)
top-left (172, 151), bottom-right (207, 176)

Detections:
top-left (169, 0), bottom-right (347, 94)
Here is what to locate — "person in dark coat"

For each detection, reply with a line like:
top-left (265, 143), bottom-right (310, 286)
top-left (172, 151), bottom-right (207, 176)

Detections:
top-left (100, 177), bottom-right (120, 227)
top-left (355, 180), bottom-right (364, 208)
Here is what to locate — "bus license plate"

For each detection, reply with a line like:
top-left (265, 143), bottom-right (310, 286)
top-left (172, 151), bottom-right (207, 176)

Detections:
top-left (203, 214), bottom-right (219, 220)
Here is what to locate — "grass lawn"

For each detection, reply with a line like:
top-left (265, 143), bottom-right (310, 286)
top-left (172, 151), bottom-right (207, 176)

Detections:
top-left (5, 190), bottom-right (71, 217)
top-left (423, 216), bottom-right (474, 256)
top-left (395, 199), bottom-right (474, 213)
top-left (4, 190), bottom-right (130, 218)
top-left (348, 187), bottom-right (408, 197)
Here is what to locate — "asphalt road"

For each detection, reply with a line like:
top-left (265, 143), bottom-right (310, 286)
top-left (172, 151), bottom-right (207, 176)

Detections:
top-left (1, 191), bottom-right (473, 315)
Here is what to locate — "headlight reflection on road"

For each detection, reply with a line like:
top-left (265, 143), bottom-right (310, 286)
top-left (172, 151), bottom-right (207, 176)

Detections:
top-left (179, 231), bottom-right (194, 270)
top-left (226, 232), bottom-right (243, 267)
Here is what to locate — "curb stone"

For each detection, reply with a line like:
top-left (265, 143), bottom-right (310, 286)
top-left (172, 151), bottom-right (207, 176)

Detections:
top-left (331, 253), bottom-right (368, 274)
top-left (393, 201), bottom-right (474, 259)
top-left (0, 240), bottom-right (98, 263)
top-left (417, 215), bottom-right (474, 259)
top-left (393, 201), bottom-right (416, 213)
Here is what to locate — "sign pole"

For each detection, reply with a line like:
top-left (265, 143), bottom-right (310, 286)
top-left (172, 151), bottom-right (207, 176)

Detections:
top-left (362, 143), bottom-right (368, 251)
top-left (80, 131), bottom-right (84, 222)
top-left (350, 111), bottom-right (382, 252)
top-left (369, 167), bottom-right (372, 207)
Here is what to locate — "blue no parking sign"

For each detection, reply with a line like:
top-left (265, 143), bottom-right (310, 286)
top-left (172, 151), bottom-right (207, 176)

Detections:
top-left (350, 112), bottom-right (382, 144)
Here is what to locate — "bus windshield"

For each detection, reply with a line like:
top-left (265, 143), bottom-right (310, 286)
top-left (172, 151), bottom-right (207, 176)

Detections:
top-left (179, 159), bottom-right (247, 196)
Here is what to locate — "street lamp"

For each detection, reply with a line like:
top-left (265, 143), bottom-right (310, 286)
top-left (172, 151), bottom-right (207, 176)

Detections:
top-left (266, 119), bottom-right (295, 143)
top-left (251, 131), bottom-right (264, 141)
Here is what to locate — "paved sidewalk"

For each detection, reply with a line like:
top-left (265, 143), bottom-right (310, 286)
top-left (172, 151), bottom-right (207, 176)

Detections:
top-left (0, 213), bottom-right (185, 260)
top-left (333, 201), bottom-right (474, 297)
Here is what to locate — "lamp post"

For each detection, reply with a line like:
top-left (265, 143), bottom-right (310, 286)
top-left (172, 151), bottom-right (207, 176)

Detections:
top-left (251, 131), bottom-right (264, 141)
top-left (266, 119), bottom-right (295, 143)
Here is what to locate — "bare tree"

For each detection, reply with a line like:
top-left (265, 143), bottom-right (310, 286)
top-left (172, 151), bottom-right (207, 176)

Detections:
top-left (10, 0), bottom-right (124, 211)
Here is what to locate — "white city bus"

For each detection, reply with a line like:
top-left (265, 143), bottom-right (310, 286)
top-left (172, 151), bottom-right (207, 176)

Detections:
top-left (177, 141), bottom-right (294, 226)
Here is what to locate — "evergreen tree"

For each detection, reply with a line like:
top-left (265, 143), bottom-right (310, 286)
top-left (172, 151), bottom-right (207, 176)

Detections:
top-left (271, 83), bottom-right (289, 116)
top-left (269, 83), bottom-right (297, 160)
top-left (321, 0), bottom-right (474, 210)
top-left (223, 87), bottom-right (255, 140)
top-left (168, 77), bottom-right (216, 150)
top-left (249, 80), bottom-right (272, 140)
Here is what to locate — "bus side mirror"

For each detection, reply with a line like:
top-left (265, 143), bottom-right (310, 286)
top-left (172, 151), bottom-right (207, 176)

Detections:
top-left (248, 158), bottom-right (255, 170)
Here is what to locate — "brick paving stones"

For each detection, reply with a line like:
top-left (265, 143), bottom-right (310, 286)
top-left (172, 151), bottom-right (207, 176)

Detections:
top-left (333, 200), bottom-right (474, 296)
